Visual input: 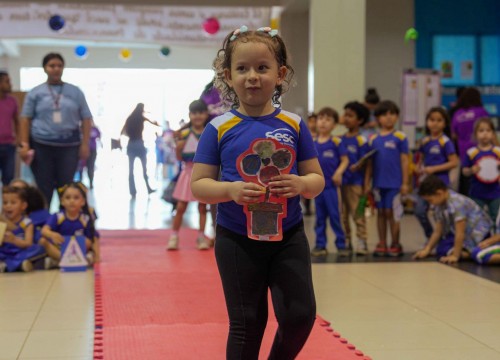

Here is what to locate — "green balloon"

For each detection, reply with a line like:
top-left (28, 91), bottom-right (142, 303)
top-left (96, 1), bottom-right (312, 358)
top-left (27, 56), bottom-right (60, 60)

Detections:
top-left (405, 28), bottom-right (418, 42)
top-left (160, 46), bottom-right (171, 57)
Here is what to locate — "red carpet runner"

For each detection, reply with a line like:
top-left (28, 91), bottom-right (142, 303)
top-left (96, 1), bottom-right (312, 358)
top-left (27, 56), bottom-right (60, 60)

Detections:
top-left (93, 229), bottom-right (371, 360)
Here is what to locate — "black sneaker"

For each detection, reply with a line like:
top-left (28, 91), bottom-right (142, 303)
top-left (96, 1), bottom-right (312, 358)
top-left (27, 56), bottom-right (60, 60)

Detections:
top-left (311, 247), bottom-right (328, 257)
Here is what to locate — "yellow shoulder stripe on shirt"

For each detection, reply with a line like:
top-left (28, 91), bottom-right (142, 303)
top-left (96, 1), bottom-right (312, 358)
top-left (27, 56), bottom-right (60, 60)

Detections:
top-left (467, 147), bottom-right (479, 160)
top-left (210, 113), bottom-right (243, 142)
top-left (438, 135), bottom-right (449, 147)
top-left (276, 110), bottom-right (301, 133)
top-left (332, 136), bottom-right (342, 146)
top-left (356, 135), bottom-right (367, 146)
top-left (180, 128), bottom-right (190, 139)
top-left (493, 146), bottom-right (500, 158)
top-left (394, 131), bottom-right (407, 141)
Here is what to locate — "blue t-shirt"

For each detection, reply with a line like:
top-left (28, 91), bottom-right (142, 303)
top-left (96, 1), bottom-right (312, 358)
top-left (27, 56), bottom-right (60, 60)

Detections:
top-left (194, 108), bottom-right (318, 236)
top-left (315, 136), bottom-right (347, 189)
top-left (1, 217), bottom-right (32, 253)
top-left (369, 131), bottom-right (409, 189)
top-left (419, 135), bottom-right (456, 186)
top-left (463, 146), bottom-right (500, 200)
top-left (341, 134), bottom-right (369, 185)
top-left (21, 82), bottom-right (92, 146)
top-left (45, 211), bottom-right (93, 239)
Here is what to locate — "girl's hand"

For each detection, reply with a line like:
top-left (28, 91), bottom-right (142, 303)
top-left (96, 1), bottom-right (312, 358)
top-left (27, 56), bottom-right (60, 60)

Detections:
top-left (413, 248), bottom-right (430, 260)
top-left (471, 165), bottom-right (480, 174)
top-left (3, 231), bottom-right (15, 244)
top-left (400, 184), bottom-right (409, 195)
top-left (332, 172), bottom-right (342, 187)
top-left (269, 174), bottom-right (305, 198)
top-left (423, 166), bottom-right (434, 175)
top-left (229, 181), bottom-right (266, 205)
top-left (439, 254), bottom-right (459, 264)
top-left (478, 238), bottom-right (495, 249)
top-left (52, 233), bottom-right (65, 245)
top-left (462, 167), bottom-right (472, 176)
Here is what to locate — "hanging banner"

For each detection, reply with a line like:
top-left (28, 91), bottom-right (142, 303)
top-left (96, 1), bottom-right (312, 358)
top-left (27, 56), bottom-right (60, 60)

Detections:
top-left (0, 2), bottom-right (270, 46)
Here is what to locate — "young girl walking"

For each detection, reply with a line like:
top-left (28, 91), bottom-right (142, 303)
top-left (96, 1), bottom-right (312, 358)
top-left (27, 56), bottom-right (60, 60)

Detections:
top-left (462, 118), bottom-right (500, 224)
top-left (415, 107), bottom-right (458, 241)
top-left (0, 186), bottom-right (45, 272)
top-left (167, 100), bottom-right (210, 251)
top-left (191, 26), bottom-right (324, 359)
top-left (39, 182), bottom-right (96, 266)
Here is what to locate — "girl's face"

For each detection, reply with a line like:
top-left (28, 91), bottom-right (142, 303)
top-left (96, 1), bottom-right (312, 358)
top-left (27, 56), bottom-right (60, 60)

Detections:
top-left (224, 41), bottom-right (287, 116)
top-left (44, 58), bottom-right (64, 84)
top-left (61, 187), bottom-right (86, 214)
top-left (476, 123), bottom-right (494, 145)
top-left (189, 111), bottom-right (208, 129)
top-left (316, 115), bottom-right (335, 135)
top-left (377, 111), bottom-right (398, 130)
top-left (426, 111), bottom-right (446, 135)
top-left (2, 193), bottom-right (27, 221)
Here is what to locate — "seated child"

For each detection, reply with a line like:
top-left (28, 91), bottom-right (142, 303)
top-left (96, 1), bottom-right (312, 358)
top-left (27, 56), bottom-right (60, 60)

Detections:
top-left (0, 186), bottom-right (45, 273)
top-left (39, 182), bottom-right (96, 267)
top-left (413, 175), bottom-right (495, 264)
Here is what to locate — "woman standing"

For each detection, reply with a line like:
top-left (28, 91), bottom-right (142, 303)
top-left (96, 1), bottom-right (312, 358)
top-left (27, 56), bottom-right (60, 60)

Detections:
top-left (122, 103), bottom-right (158, 198)
top-left (19, 53), bottom-right (92, 205)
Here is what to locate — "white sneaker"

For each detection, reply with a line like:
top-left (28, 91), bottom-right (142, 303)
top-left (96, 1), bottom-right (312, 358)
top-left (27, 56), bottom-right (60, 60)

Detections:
top-left (355, 239), bottom-right (368, 255)
top-left (86, 252), bottom-right (95, 266)
top-left (21, 260), bottom-right (33, 272)
top-left (167, 234), bottom-right (179, 251)
top-left (197, 235), bottom-right (209, 251)
top-left (0, 261), bottom-right (6, 273)
top-left (44, 257), bottom-right (59, 270)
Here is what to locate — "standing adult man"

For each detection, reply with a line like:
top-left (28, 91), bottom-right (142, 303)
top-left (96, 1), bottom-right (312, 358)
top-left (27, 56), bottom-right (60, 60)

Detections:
top-left (0, 71), bottom-right (18, 186)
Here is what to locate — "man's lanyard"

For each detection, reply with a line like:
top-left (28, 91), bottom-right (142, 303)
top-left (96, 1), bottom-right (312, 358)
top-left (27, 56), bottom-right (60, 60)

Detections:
top-left (47, 82), bottom-right (64, 109)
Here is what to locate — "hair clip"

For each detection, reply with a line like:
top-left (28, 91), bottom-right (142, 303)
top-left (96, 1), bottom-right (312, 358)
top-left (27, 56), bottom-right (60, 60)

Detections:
top-left (257, 27), bottom-right (278, 37)
top-left (230, 25), bottom-right (249, 41)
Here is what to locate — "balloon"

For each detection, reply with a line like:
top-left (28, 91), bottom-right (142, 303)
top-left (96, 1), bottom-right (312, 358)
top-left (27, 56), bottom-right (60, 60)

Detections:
top-left (119, 48), bottom-right (132, 62)
top-left (74, 45), bottom-right (88, 59)
top-left (48, 15), bottom-right (65, 31)
top-left (203, 17), bottom-right (220, 35)
top-left (404, 28), bottom-right (418, 42)
top-left (159, 46), bottom-right (171, 57)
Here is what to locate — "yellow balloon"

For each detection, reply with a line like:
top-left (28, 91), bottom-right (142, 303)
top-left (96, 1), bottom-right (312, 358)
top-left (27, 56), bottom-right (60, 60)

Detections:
top-left (119, 48), bottom-right (132, 61)
top-left (270, 18), bottom-right (279, 30)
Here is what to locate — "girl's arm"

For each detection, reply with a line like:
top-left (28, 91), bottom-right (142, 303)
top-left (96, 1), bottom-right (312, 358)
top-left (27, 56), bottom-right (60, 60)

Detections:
top-left (333, 155), bottom-right (349, 186)
top-left (478, 234), bottom-right (500, 249)
top-left (175, 139), bottom-right (185, 161)
top-left (144, 117), bottom-right (160, 126)
top-left (413, 221), bottom-right (443, 259)
top-left (191, 163), bottom-right (265, 205)
top-left (400, 153), bottom-right (409, 195)
top-left (424, 154), bottom-right (459, 175)
top-left (4, 224), bottom-right (34, 248)
top-left (41, 225), bottom-right (65, 245)
top-left (440, 219), bottom-right (466, 264)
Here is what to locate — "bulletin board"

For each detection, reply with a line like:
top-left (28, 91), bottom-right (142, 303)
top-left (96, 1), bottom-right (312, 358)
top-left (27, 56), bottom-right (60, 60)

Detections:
top-left (400, 69), bottom-right (441, 149)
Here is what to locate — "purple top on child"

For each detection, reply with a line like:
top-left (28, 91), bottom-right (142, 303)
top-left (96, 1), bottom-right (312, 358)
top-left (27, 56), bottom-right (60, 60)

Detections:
top-left (451, 106), bottom-right (489, 163)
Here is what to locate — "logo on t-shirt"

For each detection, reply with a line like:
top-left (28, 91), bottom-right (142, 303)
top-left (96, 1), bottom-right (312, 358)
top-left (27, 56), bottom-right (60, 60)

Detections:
top-left (322, 149), bottom-right (335, 158)
top-left (429, 145), bottom-right (441, 154)
top-left (384, 140), bottom-right (396, 149)
top-left (265, 128), bottom-right (295, 145)
top-left (347, 144), bottom-right (358, 154)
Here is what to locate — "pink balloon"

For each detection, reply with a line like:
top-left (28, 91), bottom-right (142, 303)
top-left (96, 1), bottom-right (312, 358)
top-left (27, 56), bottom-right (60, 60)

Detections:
top-left (203, 17), bottom-right (220, 35)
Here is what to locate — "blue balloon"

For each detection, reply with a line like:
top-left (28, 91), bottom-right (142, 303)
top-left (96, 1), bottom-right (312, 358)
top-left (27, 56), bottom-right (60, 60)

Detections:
top-left (49, 15), bottom-right (65, 31)
top-left (75, 45), bottom-right (87, 58)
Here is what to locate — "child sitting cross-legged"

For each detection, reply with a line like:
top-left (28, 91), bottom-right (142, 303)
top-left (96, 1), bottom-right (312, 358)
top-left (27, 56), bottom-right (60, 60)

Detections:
top-left (413, 175), bottom-right (496, 264)
top-left (39, 182), bottom-right (96, 268)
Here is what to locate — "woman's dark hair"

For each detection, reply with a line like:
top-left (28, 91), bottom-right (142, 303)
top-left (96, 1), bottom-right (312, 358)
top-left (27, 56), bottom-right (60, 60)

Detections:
top-left (213, 29), bottom-right (294, 108)
top-left (344, 101), bottom-right (370, 126)
top-left (425, 106), bottom-right (451, 137)
top-left (455, 87), bottom-right (483, 109)
top-left (374, 100), bottom-right (400, 117)
top-left (25, 186), bottom-right (47, 214)
top-left (364, 88), bottom-right (380, 105)
top-left (418, 175), bottom-right (447, 196)
top-left (42, 52), bottom-right (65, 67)
top-left (124, 103), bottom-right (145, 139)
top-left (58, 182), bottom-right (95, 240)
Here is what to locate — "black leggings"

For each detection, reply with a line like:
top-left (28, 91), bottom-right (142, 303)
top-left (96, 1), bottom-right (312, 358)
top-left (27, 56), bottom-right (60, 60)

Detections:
top-left (215, 222), bottom-right (316, 360)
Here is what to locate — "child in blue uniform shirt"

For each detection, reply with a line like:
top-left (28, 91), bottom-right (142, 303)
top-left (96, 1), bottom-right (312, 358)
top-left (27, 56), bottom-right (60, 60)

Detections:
top-left (312, 107), bottom-right (349, 256)
top-left (341, 101), bottom-right (370, 255)
top-left (39, 182), bottom-right (95, 267)
top-left (191, 26), bottom-right (324, 359)
top-left (462, 118), bottom-right (500, 225)
top-left (365, 100), bottom-right (409, 257)
top-left (414, 175), bottom-right (495, 264)
top-left (0, 186), bottom-right (45, 273)
top-left (415, 107), bottom-right (458, 242)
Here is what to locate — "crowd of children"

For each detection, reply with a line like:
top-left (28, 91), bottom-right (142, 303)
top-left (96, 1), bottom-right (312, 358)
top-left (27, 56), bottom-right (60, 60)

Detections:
top-left (307, 95), bottom-right (500, 265)
top-left (0, 179), bottom-right (98, 272)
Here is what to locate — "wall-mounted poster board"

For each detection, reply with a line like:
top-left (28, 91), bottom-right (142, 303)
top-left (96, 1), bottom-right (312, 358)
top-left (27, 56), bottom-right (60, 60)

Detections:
top-left (401, 69), bottom-right (441, 148)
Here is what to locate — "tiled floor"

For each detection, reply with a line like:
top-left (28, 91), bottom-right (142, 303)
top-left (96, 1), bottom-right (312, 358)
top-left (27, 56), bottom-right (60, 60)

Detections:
top-left (1, 151), bottom-right (500, 359)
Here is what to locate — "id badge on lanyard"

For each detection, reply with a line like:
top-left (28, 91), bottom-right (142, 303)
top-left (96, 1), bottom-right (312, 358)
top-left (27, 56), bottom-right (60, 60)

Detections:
top-left (48, 83), bottom-right (64, 124)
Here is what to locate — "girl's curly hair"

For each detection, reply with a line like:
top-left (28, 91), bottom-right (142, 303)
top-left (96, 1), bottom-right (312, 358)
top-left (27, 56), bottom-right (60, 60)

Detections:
top-left (213, 29), bottom-right (295, 109)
